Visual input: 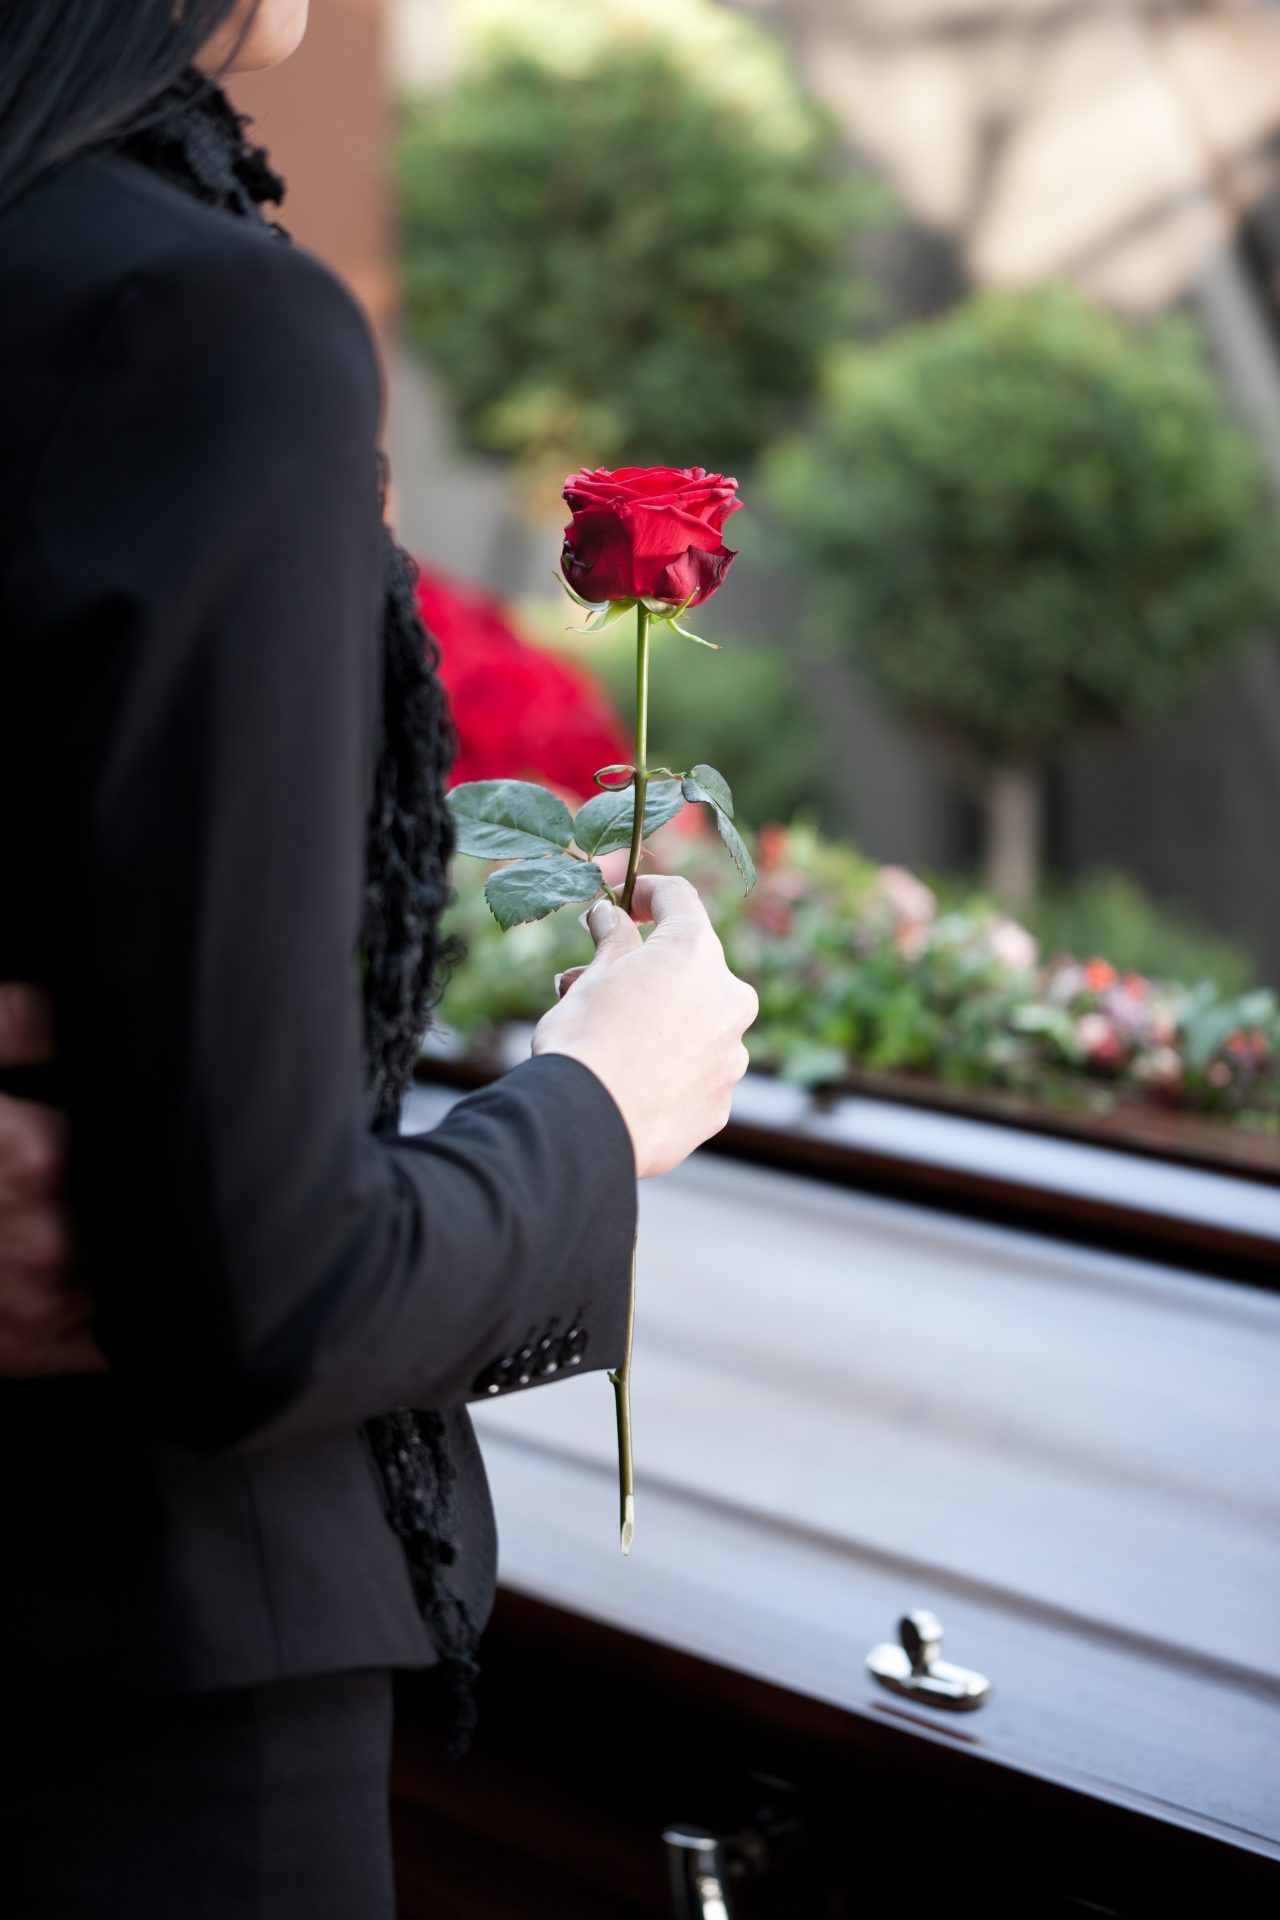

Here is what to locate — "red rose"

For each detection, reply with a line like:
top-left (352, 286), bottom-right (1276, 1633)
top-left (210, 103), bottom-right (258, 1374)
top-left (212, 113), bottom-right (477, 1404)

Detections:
top-left (561, 465), bottom-right (742, 610)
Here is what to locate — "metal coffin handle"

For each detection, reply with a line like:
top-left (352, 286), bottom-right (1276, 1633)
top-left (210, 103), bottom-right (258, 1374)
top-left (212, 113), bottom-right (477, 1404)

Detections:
top-left (663, 1825), bottom-right (746, 1920)
top-left (663, 1782), bottom-right (797, 1920)
top-left (866, 1608), bottom-right (991, 1710)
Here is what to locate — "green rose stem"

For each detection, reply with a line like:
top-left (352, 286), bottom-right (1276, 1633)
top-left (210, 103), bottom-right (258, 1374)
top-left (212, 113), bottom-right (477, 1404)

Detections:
top-left (619, 604), bottom-right (651, 914)
top-left (608, 600), bottom-right (652, 1556)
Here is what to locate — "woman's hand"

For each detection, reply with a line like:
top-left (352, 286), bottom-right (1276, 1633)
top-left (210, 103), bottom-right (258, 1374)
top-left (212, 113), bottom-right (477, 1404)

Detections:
top-left (0, 984), bottom-right (106, 1378)
top-left (531, 875), bottom-right (759, 1179)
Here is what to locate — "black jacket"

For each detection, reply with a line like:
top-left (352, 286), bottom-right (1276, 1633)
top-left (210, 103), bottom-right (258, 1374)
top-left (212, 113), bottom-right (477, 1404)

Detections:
top-left (0, 146), bottom-right (637, 1693)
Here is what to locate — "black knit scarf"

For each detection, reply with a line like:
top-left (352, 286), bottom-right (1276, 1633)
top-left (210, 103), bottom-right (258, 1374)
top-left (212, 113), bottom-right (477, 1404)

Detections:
top-left (95, 62), bottom-right (482, 1756)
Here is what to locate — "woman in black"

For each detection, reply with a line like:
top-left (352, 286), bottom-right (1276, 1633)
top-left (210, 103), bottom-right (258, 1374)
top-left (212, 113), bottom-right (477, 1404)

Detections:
top-left (0, 3), bottom-right (758, 1913)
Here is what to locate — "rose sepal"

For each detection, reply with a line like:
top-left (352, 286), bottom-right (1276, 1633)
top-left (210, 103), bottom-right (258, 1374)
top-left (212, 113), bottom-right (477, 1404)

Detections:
top-left (556, 571), bottom-right (610, 613)
top-left (641, 590), bottom-right (720, 649)
top-left (576, 599), bottom-right (637, 634)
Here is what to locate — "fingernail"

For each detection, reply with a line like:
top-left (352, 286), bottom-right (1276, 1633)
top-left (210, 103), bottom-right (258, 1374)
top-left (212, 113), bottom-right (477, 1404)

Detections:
top-left (553, 971), bottom-right (567, 996)
top-left (587, 900), bottom-right (617, 940)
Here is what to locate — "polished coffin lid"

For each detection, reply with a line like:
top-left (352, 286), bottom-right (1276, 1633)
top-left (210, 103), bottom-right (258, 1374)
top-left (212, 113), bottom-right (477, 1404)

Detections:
top-left (404, 1081), bottom-right (1280, 1863)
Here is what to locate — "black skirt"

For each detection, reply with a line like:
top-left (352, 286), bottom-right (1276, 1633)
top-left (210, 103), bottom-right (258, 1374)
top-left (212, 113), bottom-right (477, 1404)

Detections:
top-left (0, 1667), bottom-right (396, 1919)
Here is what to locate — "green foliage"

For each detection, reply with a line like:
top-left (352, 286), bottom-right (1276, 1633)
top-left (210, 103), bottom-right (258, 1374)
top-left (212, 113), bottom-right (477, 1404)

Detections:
top-left (483, 853), bottom-right (603, 929)
top-left (448, 778), bottom-right (574, 858)
top-left (682, 764), bottom-right (755, 890)
top-left (1025, 869), bottom-right (1257, 995)
top-left (393, 5), bottom-right (889, 488)
top-left (763, 284), bottom-right (1280, 763)
top-left (447, 772), bottom-right (752, 926)
top-left (571, 781), bottom-right (687, 857)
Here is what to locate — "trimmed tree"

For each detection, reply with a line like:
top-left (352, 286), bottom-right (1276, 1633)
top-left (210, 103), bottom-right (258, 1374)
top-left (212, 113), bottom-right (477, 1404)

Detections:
top-left (392, 0), bottom-right (889, 500)
top-left (763, 284), bottom-right (1280, 906)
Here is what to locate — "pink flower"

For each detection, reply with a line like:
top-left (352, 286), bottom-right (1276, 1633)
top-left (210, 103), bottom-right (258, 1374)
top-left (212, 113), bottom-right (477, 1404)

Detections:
top-left (1076, 1012), bottom-right (1124, 1066)
top-left (1134, 1047), bottom-right (1184, 1089)
top-left (894, 922), bottom-right (930, 962)
top-left (870, 865), bottom-right (938, 926)
top-left (987, 917), bottom-right (1039, 970)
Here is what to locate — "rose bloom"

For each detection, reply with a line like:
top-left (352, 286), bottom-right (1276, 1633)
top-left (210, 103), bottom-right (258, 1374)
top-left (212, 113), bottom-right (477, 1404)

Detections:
top-left (561, 465), bottom-right (742, 610)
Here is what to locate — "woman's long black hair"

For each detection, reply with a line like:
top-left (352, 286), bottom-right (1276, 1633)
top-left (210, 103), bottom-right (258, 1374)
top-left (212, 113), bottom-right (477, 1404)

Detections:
top-left (0, 1), bottom-right (254, 213)
top-left (0, 3), bottom-right (481, 1751)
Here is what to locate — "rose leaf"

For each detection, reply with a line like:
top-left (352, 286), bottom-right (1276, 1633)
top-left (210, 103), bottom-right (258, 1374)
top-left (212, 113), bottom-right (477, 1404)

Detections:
top-left (484, 855), bottom-right (604, 930)
top-left (712, 808), bottom-right (757, 894)
top-left (448, 780), bottom-right (575, 859)
top-left (572, 780), bottom-right (686, 858)
top-left (681, 764), bottom-right (735, 818)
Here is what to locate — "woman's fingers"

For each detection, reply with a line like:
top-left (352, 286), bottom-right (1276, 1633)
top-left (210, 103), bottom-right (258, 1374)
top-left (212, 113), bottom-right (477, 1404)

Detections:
top-left (627, 872), bottom-right (713, 938)
top-left (0, 1314), bottom-right (108, 1378)
top-left (0, 1096), bottom-right (68, 1199)
top-left (0, 1074), bottom-right (86, 1377)
top-left (0, 1201), bottom-right (75, 1279)
top-left (0, 982), bottom-right (56, 1068)
top-left (46, 1328), bottom-right (110, 1376)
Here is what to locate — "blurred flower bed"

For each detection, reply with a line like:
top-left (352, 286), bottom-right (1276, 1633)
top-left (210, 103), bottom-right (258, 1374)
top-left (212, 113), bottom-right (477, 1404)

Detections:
top-left (433, 817), bottom-right (1279, 1144)
top-left (418, 558), bottom-right (1277, 1151)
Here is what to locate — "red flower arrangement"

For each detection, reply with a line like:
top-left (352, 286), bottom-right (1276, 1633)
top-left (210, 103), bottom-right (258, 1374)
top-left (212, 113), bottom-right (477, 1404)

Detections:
top-left (414, 565), bottom-right (631, 800)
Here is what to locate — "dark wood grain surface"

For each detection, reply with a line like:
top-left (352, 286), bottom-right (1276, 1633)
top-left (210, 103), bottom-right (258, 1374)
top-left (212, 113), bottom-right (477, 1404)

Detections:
top-left (401, 1081), bottom-right (1280, 1880)
top-left (391, 1592), bottom-right (1279, 1918)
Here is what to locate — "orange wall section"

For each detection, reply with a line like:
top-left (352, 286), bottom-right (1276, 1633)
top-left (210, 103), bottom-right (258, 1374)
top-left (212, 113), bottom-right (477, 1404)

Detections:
top-left (228, 0), bottom-right (395, 400)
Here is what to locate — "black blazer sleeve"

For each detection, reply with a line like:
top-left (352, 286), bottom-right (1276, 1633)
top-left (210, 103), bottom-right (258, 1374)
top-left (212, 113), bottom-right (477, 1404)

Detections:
top-left (12, 239), bottom-right (638, 1452)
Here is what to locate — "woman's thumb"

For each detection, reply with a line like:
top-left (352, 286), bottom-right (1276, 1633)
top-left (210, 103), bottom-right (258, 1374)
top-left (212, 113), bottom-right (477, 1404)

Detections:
top-left (554, 900), bottom-right (641, 999)
top-left (584, 898), bottom-right (642, 963)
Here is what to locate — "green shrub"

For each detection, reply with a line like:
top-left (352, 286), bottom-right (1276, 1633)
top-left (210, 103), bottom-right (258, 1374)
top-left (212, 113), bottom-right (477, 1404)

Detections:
top-left (393, 0), bottom-right (889, 492)
top-left (764, 284), bottom-right (1280, 761)
top-left (763, 286), bottom-right (1280, 905)
top-left (1025, 870), bottom-right (1257, 994)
